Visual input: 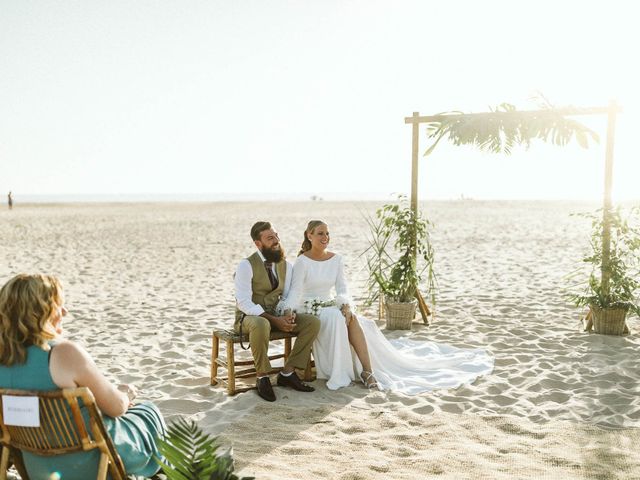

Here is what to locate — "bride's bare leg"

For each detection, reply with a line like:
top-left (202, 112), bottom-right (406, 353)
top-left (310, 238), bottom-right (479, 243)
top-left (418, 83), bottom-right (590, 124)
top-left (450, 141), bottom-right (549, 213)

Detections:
top-left (346, 314), bottom-right (374, 374)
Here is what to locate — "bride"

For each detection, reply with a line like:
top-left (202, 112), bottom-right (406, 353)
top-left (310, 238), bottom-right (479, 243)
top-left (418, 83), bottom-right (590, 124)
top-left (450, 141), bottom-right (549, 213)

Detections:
top-left (280, 220), bottom-right (493, 394)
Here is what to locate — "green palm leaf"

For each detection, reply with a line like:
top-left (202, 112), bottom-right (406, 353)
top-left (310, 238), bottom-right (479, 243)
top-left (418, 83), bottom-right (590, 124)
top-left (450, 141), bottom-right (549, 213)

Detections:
top-left (423, 100), bottom-right (599, 156)
top-left (156, 417), bottom-right (255, 480)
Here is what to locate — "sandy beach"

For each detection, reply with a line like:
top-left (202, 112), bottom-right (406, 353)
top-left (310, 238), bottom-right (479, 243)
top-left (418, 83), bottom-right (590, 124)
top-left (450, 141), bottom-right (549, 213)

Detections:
top-left (1, 201), bottom-right (639, 479)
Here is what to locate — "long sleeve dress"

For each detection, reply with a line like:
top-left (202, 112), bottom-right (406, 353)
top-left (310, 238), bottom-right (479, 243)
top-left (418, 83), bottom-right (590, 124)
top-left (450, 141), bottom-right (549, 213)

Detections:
top-left (282, 253), bottom-right (493, 393)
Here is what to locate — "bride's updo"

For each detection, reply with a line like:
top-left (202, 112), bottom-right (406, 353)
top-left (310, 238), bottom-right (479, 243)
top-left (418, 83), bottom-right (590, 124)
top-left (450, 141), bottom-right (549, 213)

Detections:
top-left (298, 220), bottom-right (326, 256)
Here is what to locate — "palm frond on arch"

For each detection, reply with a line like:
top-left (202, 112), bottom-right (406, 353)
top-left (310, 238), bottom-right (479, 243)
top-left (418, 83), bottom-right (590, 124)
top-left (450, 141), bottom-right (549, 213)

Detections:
top-left (423, 102), bottom-right (600, 156)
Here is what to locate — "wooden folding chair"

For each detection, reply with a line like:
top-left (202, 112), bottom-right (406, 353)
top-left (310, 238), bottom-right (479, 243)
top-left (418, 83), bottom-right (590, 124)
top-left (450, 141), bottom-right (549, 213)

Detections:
top-left (0, 387), bottom-right (127, 480)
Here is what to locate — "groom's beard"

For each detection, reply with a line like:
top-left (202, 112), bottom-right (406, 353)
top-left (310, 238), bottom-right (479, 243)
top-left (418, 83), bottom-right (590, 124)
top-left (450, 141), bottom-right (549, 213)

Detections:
top-left (262, 245), bottom-right (285, 263)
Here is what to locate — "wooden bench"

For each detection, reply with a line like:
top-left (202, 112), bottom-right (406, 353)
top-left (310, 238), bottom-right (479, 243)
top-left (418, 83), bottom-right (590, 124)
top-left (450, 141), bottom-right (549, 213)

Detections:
top-left (211, 329), bottom-right (314, 395)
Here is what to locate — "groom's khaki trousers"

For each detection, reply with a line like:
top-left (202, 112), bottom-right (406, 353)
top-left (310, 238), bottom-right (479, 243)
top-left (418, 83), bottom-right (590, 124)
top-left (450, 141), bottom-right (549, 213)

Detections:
top-left (235, 313), bottom-right (320, 374)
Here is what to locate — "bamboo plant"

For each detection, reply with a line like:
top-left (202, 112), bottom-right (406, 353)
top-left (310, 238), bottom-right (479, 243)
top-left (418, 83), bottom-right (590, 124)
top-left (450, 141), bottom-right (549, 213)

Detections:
top-left (363, 195), bottom-right (436, 306)
top-left (569, 206), bottom-right (640, 318)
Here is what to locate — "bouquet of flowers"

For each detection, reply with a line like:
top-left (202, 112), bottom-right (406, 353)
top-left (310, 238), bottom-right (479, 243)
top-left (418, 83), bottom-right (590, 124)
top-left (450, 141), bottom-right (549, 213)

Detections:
top-left (303, 298), bottom-right (336, 316)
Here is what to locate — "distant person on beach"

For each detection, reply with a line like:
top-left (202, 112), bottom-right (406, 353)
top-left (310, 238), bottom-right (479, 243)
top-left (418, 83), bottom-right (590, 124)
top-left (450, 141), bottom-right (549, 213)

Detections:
top-left (234, 221), bottom-right (320, 402)
top-left (279, 220), bottom-right (494, 393)
top-left (0, 274), bottom-right (167, 479)
top-left (7, 191), bottom-right (12, 210)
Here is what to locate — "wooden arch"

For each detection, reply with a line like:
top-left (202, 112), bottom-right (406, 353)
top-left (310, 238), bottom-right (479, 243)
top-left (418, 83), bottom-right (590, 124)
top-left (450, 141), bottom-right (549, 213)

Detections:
top-left (405, 101), bottom-right (623, 323)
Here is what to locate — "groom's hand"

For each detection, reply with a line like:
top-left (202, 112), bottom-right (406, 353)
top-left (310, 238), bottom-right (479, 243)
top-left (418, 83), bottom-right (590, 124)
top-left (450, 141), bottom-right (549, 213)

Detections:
top-left (273, 314), bottom-right (296, 332)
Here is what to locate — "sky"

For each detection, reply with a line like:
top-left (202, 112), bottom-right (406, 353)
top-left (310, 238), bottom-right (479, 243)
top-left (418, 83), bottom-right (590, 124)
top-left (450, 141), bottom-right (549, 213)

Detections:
top-left (1, 0), bottom-right (639, 201)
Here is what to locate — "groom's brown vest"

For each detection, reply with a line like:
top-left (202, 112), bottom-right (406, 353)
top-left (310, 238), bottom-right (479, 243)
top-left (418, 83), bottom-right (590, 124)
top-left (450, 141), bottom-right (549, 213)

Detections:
top-left (235, 252), bottom-right (287, 323)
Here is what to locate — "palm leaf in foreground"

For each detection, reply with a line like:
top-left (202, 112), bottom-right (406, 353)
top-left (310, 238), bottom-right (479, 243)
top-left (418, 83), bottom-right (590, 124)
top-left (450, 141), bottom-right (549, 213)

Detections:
top-left (156, 417), bottom-right (254, 480)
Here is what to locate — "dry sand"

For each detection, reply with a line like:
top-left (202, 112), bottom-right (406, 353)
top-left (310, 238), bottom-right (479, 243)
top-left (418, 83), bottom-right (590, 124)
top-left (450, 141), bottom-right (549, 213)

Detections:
top-left (1, 201), bottom-right (639, 479)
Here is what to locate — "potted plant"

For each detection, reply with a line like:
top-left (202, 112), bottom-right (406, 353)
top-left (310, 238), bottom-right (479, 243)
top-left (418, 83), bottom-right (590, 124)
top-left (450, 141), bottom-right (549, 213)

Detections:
top-left (363, 196), bottom-right (436, 330)
top-left (569, 206), bottom-right (640, 335)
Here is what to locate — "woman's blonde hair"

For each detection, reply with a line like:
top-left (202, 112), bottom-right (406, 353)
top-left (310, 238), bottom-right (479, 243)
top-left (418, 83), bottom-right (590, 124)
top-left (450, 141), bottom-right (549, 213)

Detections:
top-left (298, 220), bottom-right (327, 256)
top-left (0, 274), bottom-right (63, 366)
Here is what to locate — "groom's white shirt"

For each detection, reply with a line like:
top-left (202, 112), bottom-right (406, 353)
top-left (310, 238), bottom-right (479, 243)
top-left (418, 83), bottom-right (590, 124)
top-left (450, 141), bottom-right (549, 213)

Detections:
top-left (234, 249), bottom-right (293, 316)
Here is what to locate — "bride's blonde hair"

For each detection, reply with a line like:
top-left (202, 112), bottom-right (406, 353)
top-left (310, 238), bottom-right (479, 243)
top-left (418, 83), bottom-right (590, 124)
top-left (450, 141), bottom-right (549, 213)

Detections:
top-left (298, 220), bottom-right (326, 256)
top-left (0, 274), bottom-right (63, 366)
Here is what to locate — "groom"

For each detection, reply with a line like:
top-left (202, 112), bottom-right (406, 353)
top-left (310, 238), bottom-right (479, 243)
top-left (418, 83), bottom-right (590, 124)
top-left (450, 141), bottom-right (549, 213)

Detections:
top-left (234, 221), bottom-right (320, 402)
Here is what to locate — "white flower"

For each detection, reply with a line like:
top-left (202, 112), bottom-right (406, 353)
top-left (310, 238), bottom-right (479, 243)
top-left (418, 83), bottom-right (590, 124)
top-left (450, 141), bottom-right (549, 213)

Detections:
top-left (303, 298), bottom-right (336, 316)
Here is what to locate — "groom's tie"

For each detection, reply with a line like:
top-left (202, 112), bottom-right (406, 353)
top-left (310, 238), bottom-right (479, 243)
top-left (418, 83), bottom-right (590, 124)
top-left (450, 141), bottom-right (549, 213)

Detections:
top-left (264, 261), bottom-right (278, 290)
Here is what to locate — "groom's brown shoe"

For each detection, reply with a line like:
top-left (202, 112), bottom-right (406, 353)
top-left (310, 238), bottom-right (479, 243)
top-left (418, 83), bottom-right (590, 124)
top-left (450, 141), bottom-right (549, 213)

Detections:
top-left (256, 377), bottom-right (276, 402)
top-left (277, 372), bottom-right (315, 392)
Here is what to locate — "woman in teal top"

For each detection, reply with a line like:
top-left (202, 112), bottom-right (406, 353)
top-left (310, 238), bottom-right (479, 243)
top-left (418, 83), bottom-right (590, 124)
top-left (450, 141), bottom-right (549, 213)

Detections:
top-left (0, 274), bottom-right (166, 479)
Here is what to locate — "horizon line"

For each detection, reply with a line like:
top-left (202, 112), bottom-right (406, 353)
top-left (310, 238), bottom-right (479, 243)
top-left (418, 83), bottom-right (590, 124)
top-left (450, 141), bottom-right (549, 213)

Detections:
top-left (3, 193), bottom-right (636, 204)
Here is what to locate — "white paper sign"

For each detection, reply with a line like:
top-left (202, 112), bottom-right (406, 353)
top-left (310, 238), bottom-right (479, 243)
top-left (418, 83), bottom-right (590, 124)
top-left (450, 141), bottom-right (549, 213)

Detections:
top-left (2, 395), bottom-right (40, 427)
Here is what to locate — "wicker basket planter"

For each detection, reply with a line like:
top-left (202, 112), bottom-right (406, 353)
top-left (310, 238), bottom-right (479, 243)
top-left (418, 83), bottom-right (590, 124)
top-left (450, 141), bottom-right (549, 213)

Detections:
top-left (385, 300), bottom-right (417, 330)
top-left (590, 304), bottom-right (629, 335)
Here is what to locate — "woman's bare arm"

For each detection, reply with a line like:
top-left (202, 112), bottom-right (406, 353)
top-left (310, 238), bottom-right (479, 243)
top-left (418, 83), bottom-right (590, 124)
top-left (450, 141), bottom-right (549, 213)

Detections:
top-left (49, 340), bottom-right (129, 417)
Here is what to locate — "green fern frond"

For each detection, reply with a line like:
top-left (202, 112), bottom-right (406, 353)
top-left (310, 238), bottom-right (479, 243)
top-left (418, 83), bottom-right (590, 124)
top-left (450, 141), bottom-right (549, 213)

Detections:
top-left (156, 417), bottom-right (255, 480)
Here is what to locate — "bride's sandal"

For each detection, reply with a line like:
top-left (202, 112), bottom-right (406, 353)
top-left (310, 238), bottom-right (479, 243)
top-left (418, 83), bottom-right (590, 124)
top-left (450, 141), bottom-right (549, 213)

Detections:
top-left (360, 370), bottom-right (379, 390)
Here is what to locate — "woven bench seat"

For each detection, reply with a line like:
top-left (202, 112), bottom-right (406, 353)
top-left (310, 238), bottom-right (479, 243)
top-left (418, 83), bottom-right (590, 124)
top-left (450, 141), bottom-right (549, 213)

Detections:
top-left (210, 328), bottom-right (314, 395)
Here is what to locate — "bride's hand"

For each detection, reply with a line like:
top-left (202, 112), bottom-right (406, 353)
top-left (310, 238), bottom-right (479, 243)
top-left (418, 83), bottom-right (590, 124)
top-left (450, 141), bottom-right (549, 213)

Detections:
top-left (340, 305), bottom-right (352, 326)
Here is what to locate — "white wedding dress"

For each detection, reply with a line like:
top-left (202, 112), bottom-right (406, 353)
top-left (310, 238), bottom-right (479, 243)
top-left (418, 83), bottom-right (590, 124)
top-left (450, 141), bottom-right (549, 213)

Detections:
top-left (281, 254), bottom-right (494, 394)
